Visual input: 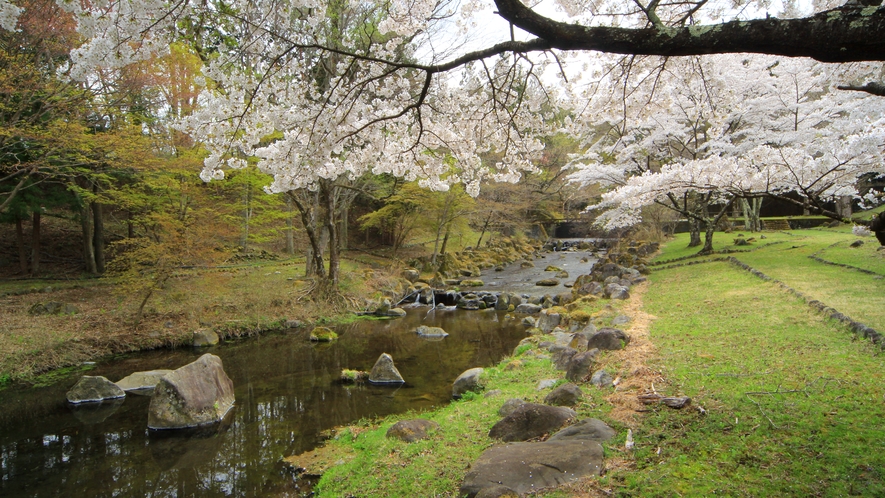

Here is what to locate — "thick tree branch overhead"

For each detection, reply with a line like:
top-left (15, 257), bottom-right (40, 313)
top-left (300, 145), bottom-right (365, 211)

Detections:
top-left (493, 0), bottom-right (885, 62)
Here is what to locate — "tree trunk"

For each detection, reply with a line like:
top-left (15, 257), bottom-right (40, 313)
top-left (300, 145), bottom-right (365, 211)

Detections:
top-left (431, 193), bottom-right (456, 265)
top-left (750, 197), bottom-right (762, 232)
top-left (285, 195), bottom-right (295, 255)
top-left (15, 218), bottom-right (28, 274)
top-left (92, 201), bottom-right (105, 274)
top-left (699, 221), bottom-right (715, 255)
top-left (323, 185), bottom-right (340, 287)
top-left (688, 218), bottom-right (702, 247)
top-left (835, 195), bottom-right (853, 219)
top-left (741, 198), bottom-right (752, 231)
top-left (339, 205), bottom-right (348, 251)
top-left (291, 192), bottom-right (327, 278)
top-left (439, 227), bottom-right (451, 257)
top-left (81, 204), bottom-right (97, 274)
top-left (241, 186), bottom-right (252, 253)
top-left (30, 210), bottom-right (40, 275)
top-left (476, 214), bottom-right (492, 248)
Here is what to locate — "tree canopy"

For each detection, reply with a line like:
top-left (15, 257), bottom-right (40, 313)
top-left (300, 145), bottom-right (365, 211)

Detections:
top-left (0, 0), bottom-right (881, 205)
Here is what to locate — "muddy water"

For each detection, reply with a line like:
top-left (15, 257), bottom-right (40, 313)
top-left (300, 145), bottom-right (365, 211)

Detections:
top-left (0, 308), bottom-right (526, 497)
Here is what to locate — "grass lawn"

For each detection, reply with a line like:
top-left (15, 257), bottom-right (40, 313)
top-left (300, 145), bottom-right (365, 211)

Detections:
top-left (655, 227), bottom-right (885, 330)
top-left (628, 259), bottom-right (885, 496)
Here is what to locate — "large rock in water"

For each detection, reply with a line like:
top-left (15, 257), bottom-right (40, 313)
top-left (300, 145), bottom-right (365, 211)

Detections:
top-left (147, 354), bottom-right (235, 430)
top-left (368, 353), bottom-right (405, 384)
top-left (459, 441), bottom-right (604, 497)
top-left (115, 370), bottom-right (174, 393)
top-left (415, 325), bottom-right (448, 338)
top-left (488, 403), bottom-right (576, 442)
top-left (67, 376), bottom-right (125, 404)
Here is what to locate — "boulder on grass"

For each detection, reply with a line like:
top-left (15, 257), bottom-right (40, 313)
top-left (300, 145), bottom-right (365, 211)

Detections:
top-left (488, 403), bottom-right (576, 442)
top-left (604, 283), bottom-right (630, 300)
top-left (386, 419), bottom-right (440, 443)
top-left (147, 354), bottom-right (235, 429)
top-left (588, 328), bottom-right (630, 350)
top-left (544, 383), bottom-right (583, 406)
top-left (459, 441), bottom-right (603, 497)
top-left (566, 350), bottom-right (598, 382)
top-left (401, 268), bottom-right (420, 283)
top-left (498, 398), bottom-right (527, 417)
top-left (368, 353), bottom-right (405, 385)
top-left (67, 376), bottom-right (126, 404)
top-left (453, 367), bottom-right (484, 398)
top-left (590, 369), bottom-right (614, 388)
top-left (546, 418), bottom-right (616, 443)
top-left (537, 310), bottom-right (561, 333)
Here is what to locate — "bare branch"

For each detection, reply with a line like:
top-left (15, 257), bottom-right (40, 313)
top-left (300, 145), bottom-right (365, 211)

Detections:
top-left (837, 82), bottom-right (885, 96)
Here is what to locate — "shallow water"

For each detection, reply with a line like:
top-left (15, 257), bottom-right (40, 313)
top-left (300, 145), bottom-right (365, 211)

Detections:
top-left (0, 308), bottom-right (526, 497)
top-left (472, 248), bottom-right (599, 298)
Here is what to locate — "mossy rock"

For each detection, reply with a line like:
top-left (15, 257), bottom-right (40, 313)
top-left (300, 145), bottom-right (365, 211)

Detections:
top-left (310, 327), bottom-right (338, 342)
top-left (544, 265), bottom-right (562, 272)
top-left (461, 279), bottom-right (485, 287)
top-left (567, 309), bottom-right (594, 323)
top-left (340, 369), bottom-right (367, 383)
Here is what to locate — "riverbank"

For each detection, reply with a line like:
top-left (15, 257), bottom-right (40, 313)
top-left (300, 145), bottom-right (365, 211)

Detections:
top-left (298, 225), bottom-right (885, 496)
top-left (0, 236), bottom-right (542, 384)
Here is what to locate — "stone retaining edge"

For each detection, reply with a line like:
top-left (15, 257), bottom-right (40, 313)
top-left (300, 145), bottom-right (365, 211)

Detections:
top-left (725, 256), bottom-right (883, 347)
top-left (808, 240), bottom-right (885, 277)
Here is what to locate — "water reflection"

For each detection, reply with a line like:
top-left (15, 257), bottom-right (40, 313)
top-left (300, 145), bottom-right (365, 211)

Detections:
top-left (0, 308), bottom-right (525, 497)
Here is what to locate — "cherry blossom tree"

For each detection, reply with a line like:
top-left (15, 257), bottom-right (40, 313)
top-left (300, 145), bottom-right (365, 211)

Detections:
top-left (569, 54), bottom-right (885, 251)
top-left (1, 0), bottom-right (884, 278)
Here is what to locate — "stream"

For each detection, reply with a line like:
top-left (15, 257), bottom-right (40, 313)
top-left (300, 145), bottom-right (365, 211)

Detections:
top-left (0, 247), bottom-right (599, 497)
top-left (0, 309), bottom-right (529, 497)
